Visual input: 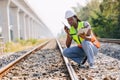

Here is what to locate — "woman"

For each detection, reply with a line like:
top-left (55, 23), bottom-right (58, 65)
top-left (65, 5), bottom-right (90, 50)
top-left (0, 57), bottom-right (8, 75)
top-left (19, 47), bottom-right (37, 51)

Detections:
top-left (63, 10), bottom-right (100, 68)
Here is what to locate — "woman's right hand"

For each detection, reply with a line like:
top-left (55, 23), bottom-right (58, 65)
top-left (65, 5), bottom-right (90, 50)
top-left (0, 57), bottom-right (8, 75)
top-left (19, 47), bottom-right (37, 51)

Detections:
top-left (64, 26), bottom-right (69, 34)
top-left (64, 25), bottom-right (72, 48)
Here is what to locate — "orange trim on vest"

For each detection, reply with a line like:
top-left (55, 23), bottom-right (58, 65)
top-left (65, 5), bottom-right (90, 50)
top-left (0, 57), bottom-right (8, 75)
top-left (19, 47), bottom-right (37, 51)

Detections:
top-left (90, 33), bottom-right (100, 48)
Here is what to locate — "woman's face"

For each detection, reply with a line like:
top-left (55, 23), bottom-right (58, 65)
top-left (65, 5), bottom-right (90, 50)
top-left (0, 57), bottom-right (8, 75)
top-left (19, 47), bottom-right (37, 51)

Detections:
top-left (67, 17), bottom-right (77, 27)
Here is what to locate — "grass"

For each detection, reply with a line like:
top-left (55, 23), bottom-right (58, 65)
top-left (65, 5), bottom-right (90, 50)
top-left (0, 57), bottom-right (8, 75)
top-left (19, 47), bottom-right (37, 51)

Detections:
top-left (4, 38), bottom-right (48, 53)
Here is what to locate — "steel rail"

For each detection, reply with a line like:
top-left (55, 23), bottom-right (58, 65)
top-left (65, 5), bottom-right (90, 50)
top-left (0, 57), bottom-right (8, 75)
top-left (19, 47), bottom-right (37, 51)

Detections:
top-left (99, 38), bottom-right (120, 44)
top-left (56, 39), bottom-right (79, 80)
top-left (0, 39), bottom-right (50, 79)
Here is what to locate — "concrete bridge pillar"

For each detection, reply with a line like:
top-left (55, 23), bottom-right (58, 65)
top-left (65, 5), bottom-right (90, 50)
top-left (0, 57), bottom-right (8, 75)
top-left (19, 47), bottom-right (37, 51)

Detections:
top-left (30, 18), bottom-right (33, 38)
top-left (28, 17), bottom-right (31, 39)
top-left (0, 0), bottom-right (11, 42)
top-left (10, 7), bottom-right (20, 41)
top-left (25, 15), bottom-right (29, 39)
top-left (19, 11), bottom-right (27, 40)
top-left (33, 20), bottom-right (36, 38)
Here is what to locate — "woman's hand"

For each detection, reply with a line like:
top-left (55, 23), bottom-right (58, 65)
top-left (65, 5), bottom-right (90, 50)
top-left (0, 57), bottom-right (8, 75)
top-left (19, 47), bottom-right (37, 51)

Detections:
top-left (64, 26), bottom-right (69, 35)
top-left (79, 32), bottom-right (86, 39)
top-left (79, 33), bottom-right (91, 41)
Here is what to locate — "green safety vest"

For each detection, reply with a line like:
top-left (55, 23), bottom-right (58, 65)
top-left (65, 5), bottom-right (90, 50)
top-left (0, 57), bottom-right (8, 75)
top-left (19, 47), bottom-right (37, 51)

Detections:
top-left (69, 21), bottom-right (84, 44)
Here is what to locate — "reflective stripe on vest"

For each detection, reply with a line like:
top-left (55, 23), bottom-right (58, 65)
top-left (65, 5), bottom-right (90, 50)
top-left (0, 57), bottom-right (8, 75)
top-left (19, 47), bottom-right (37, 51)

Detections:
top-left (69, 21), bottom-right (84, 44)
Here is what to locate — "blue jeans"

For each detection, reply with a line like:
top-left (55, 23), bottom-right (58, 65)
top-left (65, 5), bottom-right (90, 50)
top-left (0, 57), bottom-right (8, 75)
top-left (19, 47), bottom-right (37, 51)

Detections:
top-left (82, 40), bottom-right (98, 66)
top-left (63, 46), bottom-right (86, 64)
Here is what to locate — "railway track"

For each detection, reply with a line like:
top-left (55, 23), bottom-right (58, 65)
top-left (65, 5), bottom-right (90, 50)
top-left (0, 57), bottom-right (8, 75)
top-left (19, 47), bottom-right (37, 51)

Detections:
top-left (59, 38), bottom-right (120, 80)
top-left (0, 38), bottom-right (120, 80)
top-left (99, 38), bottom-right (120, 44)
top-left (0, 39), bottom-right (50, 79)
top-left (0, 39), bottom-right (78, 80)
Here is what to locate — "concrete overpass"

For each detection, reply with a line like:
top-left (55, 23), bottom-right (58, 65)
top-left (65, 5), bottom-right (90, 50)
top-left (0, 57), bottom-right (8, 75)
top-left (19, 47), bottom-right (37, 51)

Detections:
top-left (0, 0), bottom-right (53, 42)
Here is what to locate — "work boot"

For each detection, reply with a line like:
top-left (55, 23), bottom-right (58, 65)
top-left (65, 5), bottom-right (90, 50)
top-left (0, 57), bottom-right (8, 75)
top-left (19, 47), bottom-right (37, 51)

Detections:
top-left (78, 64), bottom-right (86, 68)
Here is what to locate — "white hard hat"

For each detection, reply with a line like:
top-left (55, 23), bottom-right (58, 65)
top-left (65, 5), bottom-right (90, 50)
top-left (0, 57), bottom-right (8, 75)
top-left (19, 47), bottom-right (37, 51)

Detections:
top-left (65, 10), bottom-right (76, 19)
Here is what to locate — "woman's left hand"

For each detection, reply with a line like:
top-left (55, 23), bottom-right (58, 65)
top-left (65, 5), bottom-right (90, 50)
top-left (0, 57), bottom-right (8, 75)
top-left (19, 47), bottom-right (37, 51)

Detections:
top-left (79, 33), bottom-right (86, 39)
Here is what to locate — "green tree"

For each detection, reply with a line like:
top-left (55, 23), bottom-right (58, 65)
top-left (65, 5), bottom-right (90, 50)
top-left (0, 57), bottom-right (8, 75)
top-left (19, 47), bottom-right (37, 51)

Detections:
top-left (74, 0), bottom-right (120, 38)
top-left (73, 0), bottom-right (101, 21)
top-left (95, 0), bottom-right (120, 38)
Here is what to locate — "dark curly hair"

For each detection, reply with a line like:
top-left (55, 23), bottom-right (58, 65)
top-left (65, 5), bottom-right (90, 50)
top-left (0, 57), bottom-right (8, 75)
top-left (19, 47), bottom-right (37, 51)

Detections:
top-left (73, 15), bottom-right (81, 22)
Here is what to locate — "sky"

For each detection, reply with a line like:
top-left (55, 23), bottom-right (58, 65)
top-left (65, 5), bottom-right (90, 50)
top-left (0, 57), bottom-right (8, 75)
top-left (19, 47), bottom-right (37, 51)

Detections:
top-left (26, 0), bottom-right (88, 37)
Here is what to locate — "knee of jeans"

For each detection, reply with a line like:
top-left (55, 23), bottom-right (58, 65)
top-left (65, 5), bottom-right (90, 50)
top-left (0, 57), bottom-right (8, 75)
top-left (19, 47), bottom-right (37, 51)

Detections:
top-left (63, 48), bottom-right (70, 57)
